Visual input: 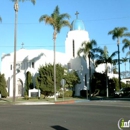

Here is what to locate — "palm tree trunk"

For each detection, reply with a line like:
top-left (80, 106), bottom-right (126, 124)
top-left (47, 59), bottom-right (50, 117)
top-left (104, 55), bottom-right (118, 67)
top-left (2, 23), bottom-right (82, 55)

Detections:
top-left (125, 62), bottom-right (126, 78)
top-left (117, 40), bottom-right (121, 89)
top-left (53, 30), bottom-right (57, 101)
top-left (106, 64), bottom-right (109, 97)
top-left (88, 52), bottom-right (91, 99)
top-left (13, 0), bottom-right (18, 103)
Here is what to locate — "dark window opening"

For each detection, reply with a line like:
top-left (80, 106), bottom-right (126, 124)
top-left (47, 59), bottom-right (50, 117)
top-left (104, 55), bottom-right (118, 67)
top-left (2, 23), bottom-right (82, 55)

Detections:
top-left (10, 65), bottom-right (12, 70)
top-left (72, 40), bottom-right (75, 58)
top-left (32, 62), bottom-right (34, 68)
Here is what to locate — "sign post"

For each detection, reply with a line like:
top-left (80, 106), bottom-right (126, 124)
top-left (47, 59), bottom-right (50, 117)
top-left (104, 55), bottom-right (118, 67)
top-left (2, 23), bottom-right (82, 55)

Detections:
top-left (60, 79), bottom-right (66, 101)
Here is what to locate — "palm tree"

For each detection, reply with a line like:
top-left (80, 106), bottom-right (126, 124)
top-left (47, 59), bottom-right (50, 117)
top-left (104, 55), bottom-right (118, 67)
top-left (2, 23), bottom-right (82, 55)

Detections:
top-left (95, 46), bottom-right (118, 97)
top-left (122, 39), bottom-right (130, 72)
top-left (39, 6), bottom-right (71, 101)
top-left (77, 40), bottom-right (99, 98)
top-left (108, 27), bottom-right (130, 89)
top-left (120, 57), bottom-right (129, 78)
top-left (11, 0), bottom-right (36, 103)
top-left (12, 0), bottom-right (36, 4)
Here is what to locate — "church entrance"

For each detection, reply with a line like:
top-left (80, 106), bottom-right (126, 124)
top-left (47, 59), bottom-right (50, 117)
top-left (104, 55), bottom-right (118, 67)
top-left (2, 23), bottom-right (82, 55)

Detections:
top-left (17, 79), bottom-right (23, 97)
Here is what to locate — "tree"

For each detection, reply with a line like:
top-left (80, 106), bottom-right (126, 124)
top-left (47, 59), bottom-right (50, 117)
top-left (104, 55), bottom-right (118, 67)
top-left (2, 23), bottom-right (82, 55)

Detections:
top-left (37, 64), bottom-right (64, 97)
top-left (95, 46), bottom-right (118, 97)
top-left (35, 77), bottom-right (39, 89)
top-left (37, 64), bottom-right (80, 97)
top-left (77, 39), bottom-right (99, 98)
top-left (108, 27), bottom-right (130, 89)
top-left (63, 71), bottom-right (80, 89)
top-left (91, 72), bottom-right (115, 96)
top-left (39, 5), bottom-right (71, 101)
top-left (0, 73), bottom-right (8, 98)
top-left (122, 39), bottom-right (130, 72)
top-left (24, 71), bottom-right (33, 95)
top-left (120, 57), bottom-right (129, 78)
top-left (11, 0), bottom-right (36, 102)
top-left (122, 39), bottom-right (130, 52)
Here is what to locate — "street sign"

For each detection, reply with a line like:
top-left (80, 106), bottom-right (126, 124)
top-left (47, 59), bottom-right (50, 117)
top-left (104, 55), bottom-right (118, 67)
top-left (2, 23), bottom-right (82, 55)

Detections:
top-left (60, 79), bottom-right (66, 101)
top-left (60, 79), bottom-right (66, 87)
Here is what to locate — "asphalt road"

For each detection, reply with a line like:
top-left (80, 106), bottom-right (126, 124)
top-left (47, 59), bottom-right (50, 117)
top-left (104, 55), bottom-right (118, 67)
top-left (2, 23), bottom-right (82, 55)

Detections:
top-left (0, 100), bottom-right (130, 130)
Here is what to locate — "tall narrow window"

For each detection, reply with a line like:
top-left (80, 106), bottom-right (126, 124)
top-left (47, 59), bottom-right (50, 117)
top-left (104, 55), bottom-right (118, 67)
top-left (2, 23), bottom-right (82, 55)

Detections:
top-left (10, 65), bottom-right (12, 70)
top-left (85, 74), bottom-right (87, 86)
top-left (72, 40), bottom-right (75, 58)
top-left (32, 62), bottom-right (34, 68)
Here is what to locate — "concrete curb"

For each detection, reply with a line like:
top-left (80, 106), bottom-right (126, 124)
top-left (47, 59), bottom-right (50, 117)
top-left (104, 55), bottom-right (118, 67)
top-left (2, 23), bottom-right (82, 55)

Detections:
top-left (0, 99), bottom-right (92, 105)
top-left (55, 100), bottom-right (75, 104)
top-left (15, 102), bottom-right (55, 105)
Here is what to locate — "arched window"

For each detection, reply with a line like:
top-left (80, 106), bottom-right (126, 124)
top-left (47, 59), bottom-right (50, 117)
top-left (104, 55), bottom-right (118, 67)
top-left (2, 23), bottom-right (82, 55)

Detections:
top-left (72, 40), bottom-right (75, 57)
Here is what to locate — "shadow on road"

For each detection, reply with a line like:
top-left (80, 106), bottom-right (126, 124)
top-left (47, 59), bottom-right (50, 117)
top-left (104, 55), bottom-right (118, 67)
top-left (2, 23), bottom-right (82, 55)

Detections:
top-left (51, 125), bottom-right (69, 130)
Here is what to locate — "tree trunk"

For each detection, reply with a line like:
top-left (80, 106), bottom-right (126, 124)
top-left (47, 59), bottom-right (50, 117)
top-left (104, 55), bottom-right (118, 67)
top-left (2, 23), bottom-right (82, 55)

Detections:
top-left (88, 52), bottom-right (91, 99)
top-left (117, 39), bottom-right (121, 89)
top-left (53, 30), bottom-right (57, 101)
top-left (106, 63), bottom-right (109, 97)
top-left (13, 0), bottom-right (18, 103)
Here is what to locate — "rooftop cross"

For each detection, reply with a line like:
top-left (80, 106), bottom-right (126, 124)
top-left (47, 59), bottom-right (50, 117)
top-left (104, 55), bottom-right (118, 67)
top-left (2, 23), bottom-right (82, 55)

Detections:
top-left (75, 11), bottom-right (79, 19)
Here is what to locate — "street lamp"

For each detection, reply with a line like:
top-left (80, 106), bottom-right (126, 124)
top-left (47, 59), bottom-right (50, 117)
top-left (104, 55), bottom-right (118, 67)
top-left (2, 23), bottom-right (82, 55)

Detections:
top-left (13, 0), bottom-right (18, 103)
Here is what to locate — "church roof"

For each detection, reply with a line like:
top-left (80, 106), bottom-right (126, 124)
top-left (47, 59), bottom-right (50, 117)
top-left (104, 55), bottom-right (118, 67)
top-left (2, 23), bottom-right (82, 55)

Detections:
top-left (70, 19), bottom-right (85, 31)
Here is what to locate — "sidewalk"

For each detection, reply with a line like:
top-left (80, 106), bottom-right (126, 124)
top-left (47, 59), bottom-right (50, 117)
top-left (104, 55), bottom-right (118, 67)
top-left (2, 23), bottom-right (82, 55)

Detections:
top-left (0, 97), bottom-right (90, 105)
top-left (1, 97), bottom-right (129, 106)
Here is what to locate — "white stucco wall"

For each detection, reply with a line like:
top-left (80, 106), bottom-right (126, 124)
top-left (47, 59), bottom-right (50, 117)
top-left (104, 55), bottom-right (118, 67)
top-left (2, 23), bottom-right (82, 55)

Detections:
top-left (1, 48), bottom-right (68, 97)
top-left (65, 30), bottom-right (89, 59)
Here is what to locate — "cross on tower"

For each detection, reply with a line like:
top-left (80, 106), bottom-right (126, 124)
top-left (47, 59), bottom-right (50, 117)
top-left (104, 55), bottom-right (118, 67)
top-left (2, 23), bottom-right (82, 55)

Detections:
top-left (75, 11), bottom-right (79, 19)
top-left (21, 43), bottom-right (24, 49)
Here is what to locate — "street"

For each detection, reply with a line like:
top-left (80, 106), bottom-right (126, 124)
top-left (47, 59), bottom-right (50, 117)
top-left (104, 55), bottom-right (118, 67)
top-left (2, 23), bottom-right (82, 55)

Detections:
top-left (0, 100), bottom-right (130, 130)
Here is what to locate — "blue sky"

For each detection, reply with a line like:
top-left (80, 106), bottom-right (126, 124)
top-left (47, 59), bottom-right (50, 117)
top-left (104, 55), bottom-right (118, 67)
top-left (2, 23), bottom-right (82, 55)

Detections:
top-left (0, 0), bottom-right (130, 72)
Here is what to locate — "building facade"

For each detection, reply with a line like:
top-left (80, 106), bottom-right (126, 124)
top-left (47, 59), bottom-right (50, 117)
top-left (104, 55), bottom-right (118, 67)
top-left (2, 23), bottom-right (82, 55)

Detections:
top-left (1, 16), bottom-right (112, 97)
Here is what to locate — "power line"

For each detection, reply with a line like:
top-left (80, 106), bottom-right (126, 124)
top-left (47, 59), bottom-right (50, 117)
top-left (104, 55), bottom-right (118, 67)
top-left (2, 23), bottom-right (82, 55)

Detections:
top-left (0, 16), bottom-right (130, 25)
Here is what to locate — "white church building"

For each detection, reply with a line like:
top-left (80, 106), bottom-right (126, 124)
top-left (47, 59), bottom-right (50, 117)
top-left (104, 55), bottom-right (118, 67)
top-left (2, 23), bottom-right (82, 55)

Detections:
top-left (1, 15), bottom-right (115, 97)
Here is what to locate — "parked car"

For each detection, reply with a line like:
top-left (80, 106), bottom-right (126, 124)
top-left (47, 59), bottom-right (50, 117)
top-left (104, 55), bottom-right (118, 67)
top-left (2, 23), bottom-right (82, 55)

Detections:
top-left (115, 87), bottom-right (130, 97)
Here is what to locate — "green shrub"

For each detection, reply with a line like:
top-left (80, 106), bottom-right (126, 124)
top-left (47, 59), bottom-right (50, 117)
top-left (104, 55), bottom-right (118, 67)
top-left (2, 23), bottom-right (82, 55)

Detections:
top-left (64, 90), bottom-right (73, 97)
top-left (58, 94), bottom-right (63, 98)
top-left (24, 95), bottom-right (29, 100)
top-left (0, 88), bottom-right (8, 98)
top-left (39, 94), bottom-right (45, 99)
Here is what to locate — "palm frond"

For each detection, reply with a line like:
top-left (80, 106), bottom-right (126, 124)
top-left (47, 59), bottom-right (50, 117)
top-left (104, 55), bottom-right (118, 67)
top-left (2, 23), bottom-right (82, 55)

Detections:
top-left (122, 39), bottom-right (130, 52)
top-left (126, 51), bottom-right (130, 57)
top-left (108, 27), bottom-right (128, 40)
top-left (77, 48), bottom-right (84, 56)
top-left (57, 20), bottom-right (71, 33)
top-left (39, 15), bottom-right (54, 25)
top-left (110, 51), bottom-right (118, 58)
top-left (60, 13), bottom-right (70, 20)
top-left (112, 59), bottom-right (118, 65)
top-left (11, 0), bottom-right (36, 4)
top-left (39, 5), bottom-right (71, 36)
